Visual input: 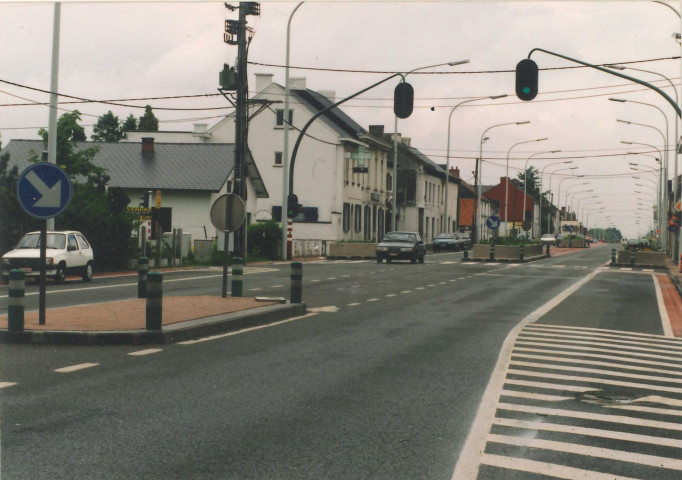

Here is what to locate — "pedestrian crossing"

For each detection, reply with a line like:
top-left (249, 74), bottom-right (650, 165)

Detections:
top-left (460, 323), bottom-right (682, 480)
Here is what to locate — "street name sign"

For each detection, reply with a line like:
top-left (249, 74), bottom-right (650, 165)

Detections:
top-left (17, 163), bottom-right (72, 219)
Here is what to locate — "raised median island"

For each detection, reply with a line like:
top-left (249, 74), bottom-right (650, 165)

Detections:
top-left (468, 243), bottom-right (548, 263)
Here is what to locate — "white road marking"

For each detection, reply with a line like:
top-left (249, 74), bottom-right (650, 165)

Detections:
top-left (507, 368), bottom-right (682, 395)
top-left (249, 288), bottom-right (262, 291)
top-left (347, 303), bottom-right (361, 306)
top-left (451, 267), bottom-right (602, 480)
top-left (511, 359), bottom-right (682, 384)
top-left (366, 298), bottom-right (379, 302)
top-left (480, 453), bottom-right (639, 480)
top-left (311, 279), bottom-right (320, 283)
top-left (503, 378), bottom-right (598, 393)
top-left (516, 340), bottom-right (682, 363)
top-left (178, 312), bottom-right (319, 344)
top-left (401, 290), bottom-right (412, 294)
top-left (308, 306), bottom-right (339, 313)
top-left (326, 277), bottom-right (337, 280)
top-left (518, 331), bottom-right (682, 353)
top-left (128, 348), bottom-right (162, 356)
top-left (512, 351), bottom-right (682, 374)
top-left (494, 416), bottom-right (682, 449)
top-left (385, 294), bottom-right (396, 297)
top-left (488, 433), bottom-right (682, 471)
top-left (55, 363), bottom-right (99, 373)
top-left (500, 390), bottom-right (573, 402)
top-left (0, 382), bottom-right (17, 389)
top-left (416, 287), bottom-right (425, 290)
top-left (271, 284), bottom-right (283, 288)
top-left (653, 273), bottom-right (674, 337)
top-left (526, 323), bottom-right (682, 343)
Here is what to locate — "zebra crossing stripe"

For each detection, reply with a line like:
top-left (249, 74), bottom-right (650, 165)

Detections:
top-left (487, 433), bottom-right (682, 471)
top-left (510, 360), bottom-right (682, 384)
top-left (515, 340), bottom-right (682, 363)
top-left (480, 453), bottom-right (640, 480)
top-left (494, 416), bottom-right (682, 449)
top-left (518, 331), bottom-right (682, 352)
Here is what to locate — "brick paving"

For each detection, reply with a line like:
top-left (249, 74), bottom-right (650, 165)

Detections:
top-left (0, 296), bottom-right (274, 331)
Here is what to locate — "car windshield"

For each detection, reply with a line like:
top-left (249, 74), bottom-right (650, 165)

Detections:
top-left (382, 233), bottom-right (416, 243)
top-left (16, 233), bottom-right (66, 250)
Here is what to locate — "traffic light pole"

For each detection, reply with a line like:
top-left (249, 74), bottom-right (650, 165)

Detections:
top-left (527, 48), bottom-right (681, 118)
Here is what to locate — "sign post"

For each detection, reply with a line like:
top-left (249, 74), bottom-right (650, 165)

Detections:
top-left (17, 162), bottom-right (72, 325)
top-left (210, 194), bottom-right (246, 298)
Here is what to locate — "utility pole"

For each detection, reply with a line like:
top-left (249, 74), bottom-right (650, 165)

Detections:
top-left (222, 2), bottom-right (259, 258)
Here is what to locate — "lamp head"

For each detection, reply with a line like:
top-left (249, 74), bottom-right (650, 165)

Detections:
top-left (610, 98), bottom-right (627, 103)
top-left (447, 60), bottom-right (470, 66)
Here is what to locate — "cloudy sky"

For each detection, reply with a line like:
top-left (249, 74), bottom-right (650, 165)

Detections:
top-left (2, 1), bottom-right (681, 238)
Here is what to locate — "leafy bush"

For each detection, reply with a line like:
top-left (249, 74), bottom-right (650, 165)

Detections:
top-left (247, 221), bottom-right (281, 260)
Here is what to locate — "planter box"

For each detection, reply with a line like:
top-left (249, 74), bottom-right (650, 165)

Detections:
top-left (327, 242), bottom-right (377, 259)
top-left (617, 250), bottom-right (666, 267)
top-left (471, 243), bottom-right (545, 261)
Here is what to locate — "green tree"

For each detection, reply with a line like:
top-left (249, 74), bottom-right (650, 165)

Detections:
top-left (0, 142), bottom-right (41, 254)
top-left (247, 221), bottom-right (282, 260)
top-left (121, 114), bottom-right (138, 137)
top-left (138, 105), bottom-right (159, 131)
top-left (516, 166), bottom-right (540, 198)
top-left (37, 111), bottom-right (109, 190)
top-left (32, 112), bottom-right (135, 270)
top-left (92, 110), bottom-right (123, 142)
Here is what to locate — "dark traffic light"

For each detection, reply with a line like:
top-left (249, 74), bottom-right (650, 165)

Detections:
top-left (394, 82), bottom-right (414, 119)
top-left (139, 191), bottom-right (149, 208)
top-left (515, 58), bottom-right (538, 101)
top-left (287, 193), bottom-right (302, 219)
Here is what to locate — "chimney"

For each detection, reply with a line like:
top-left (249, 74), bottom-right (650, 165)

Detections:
top-left (255, 73), bottom-right (273, 92)
top-left (142, 137), bottom-right (155, 156)
top-left (450, 167), bottom-right (460, 178)
top-left (401, 137), bottom-right (411, 147)
top-left (369, 125), bottom-right (385, 136)
top-left (318, 90), bottom-right (336, 103)
top-left (290, 77), bottom-right (306, 90)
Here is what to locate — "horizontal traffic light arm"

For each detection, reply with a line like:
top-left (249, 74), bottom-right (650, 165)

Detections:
top-left (528, 48), bottom-right (681, 118)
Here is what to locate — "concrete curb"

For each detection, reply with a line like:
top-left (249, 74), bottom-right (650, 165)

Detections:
top-left (0, 303), bottom-right (307, 345)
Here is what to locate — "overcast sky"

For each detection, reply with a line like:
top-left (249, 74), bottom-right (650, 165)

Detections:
top-left (2, 1), bottom-right (681, 238)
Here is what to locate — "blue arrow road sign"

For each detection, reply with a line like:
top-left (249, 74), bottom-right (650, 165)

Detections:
top-left (486, 215), bottom-right (501, 230)
top-left (17, 163), bottom-right (72, 219)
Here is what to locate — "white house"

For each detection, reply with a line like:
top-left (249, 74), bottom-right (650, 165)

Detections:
top-left (125, 74), bottom-right (457, 252)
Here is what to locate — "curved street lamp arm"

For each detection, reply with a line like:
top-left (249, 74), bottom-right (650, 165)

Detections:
top-left (528, 47), bottom-right (681, 118)
top-left (288, 71), bottom-right (404, 192)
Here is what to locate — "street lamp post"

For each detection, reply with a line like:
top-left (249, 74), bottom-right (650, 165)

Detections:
top-left (521, 150), bottom-right (561, 237)
top-left (546, 166), bottom-right (578, 234)
top-left (503, 138), bottom-right (548, 236)
top-left (281, 2), bottom-right (304, 260)
top-left (609, 62), bottom-right (680, 261)
top-left (475, 121), bottom-right (530, 243)
top-left (390, 60), bottom-right (470, 233)
top-left (557, 178), bottom-right (586, 232)
top-left (443, 94), bottom-right (507, 234)
top-left (539, 160), bottom-right (574, 234)
top-left (612, 98), bottom-right (670, 252)
top-left (623, 141), bottom-right (665, 251)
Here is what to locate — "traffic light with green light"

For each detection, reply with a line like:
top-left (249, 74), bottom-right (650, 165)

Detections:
top-left (515, 59), bottom-right (538, 101)
top-left (287, 193), bottom-right (302, 219)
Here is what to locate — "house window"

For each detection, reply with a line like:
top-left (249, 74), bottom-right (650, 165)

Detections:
top-left (364, 206), bottom-right (371, 240)
top-left (343, 203), bottom-right (351, 232)
top-left (275, 109), bottom-right (294, 127)
top-left (354, 204), bottom-right (362, 233)
top-left (274, 152), bottom-right (282, 166)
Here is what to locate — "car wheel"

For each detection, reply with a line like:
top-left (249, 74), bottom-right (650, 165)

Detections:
top-left (82, 262), bottom-right (93, 282)
top-left (386, 258), bottom-right (392, 264)
top-left (55, 262), bottom-right (66, 283)
top-left (411, 255), bottom-right (417, 264)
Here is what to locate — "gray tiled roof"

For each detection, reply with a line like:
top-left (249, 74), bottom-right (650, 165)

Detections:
top-left (291, 89), bottom-right (367, 138)
top-left (2, 140), bottom-right (238, 192)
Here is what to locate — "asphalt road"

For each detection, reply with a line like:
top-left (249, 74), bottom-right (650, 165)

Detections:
top-left (1, 244), bottom-right (679, 479)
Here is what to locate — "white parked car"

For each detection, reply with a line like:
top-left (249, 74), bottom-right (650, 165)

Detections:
top-left (1, 231), bottom-right (94, 283)
top-left (540, 234), bottom-right (557, 245)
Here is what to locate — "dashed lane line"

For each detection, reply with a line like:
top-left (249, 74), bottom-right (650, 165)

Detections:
top-left (0, 382), bottom-right (17, 389)
top-left (128, 349), bottom-right (163, 356)
top-left (54, 363), bottom-right (99, 373)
